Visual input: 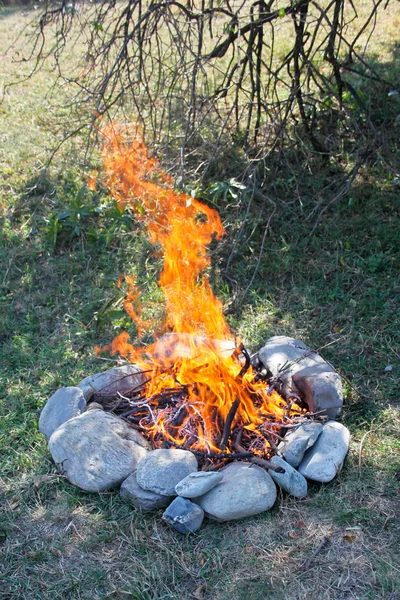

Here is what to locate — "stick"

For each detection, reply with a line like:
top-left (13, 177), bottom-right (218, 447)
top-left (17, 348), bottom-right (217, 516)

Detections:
top-left (164, 439), bottom-right (253, 460)
top-left (302, 536), bottom-right (330, 570)
top-left (233, 432), bottom-right (285, 473)
top-left (249, 455), bottom-right (285, 473)
top-left (192, 450), bottom-right (254, 460)
top-left (169, 405), bottom-right (188, 428)
top-left (260, 430), bottom-right (278, 452)
top-left (238, 344), bottom-right (251, 379)
top-left (219, 398), bottom-right (240, 450)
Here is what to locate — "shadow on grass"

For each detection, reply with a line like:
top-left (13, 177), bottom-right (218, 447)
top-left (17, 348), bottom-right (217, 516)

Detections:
top-left (1, 436), bottom-right (399, 600)
top-left (219, 168), bottom-right (400, 428)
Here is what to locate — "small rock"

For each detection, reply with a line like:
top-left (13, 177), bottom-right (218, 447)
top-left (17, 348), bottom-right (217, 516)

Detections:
top-left (175, 471), bottom-right (223, 498)
top-left (121, 471), bottom-right (172, 511)
top-left (279, 422), bottom-right (323, 467)
top-left (78, 364), bottom-right (146, 401)
top-left (298, 421), bottom-right (350, 483)
top-left (195, 462), bottom-right (276, 521)
top-left (86, 402), bottom-right (104, 411)
top-left (258, 336), bottom-right (343, 418)
top-left (136, 449), bottom-right (198, 496)
top-left (39, 387), bottom-right (86, 440)
top-left (163, 497), bottom-right (204, 534)
top-left (268, 456), bottom-right (308, 498)
top-left (48, 411), bottom-right (150, 492)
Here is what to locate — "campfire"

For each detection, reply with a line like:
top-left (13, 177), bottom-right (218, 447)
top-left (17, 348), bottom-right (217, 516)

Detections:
top-left (39, 125), bottom-right (349, 532)
top-left (93, 126), bottom-right (309, 470)
top-left (91, 333), bottom-right (313, 473)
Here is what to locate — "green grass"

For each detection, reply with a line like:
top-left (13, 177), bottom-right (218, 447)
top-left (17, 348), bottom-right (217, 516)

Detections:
top-left (1, 4), bottom-right (400, 600)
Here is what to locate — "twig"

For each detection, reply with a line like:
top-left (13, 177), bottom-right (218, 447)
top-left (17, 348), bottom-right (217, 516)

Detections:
top-left (302, 536), bottom-right (330, 570)
top-left (238, 345), bottom-right (251, 379)
top-left (306, 158), bottom-right (361, 244)
top-left (220, 398), bottom-right (240, 450)
top-left (233, 430), bottom-right (285, 473)
top-left (260, 429), bottom-right (278, 453)
top-left (165, 439), bottom-right (253, 460)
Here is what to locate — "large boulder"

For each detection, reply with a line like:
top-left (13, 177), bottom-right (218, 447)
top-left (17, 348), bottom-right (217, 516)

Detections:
top-left (39, 386), bottom-right (86, 440)
top-left (258, 336), bottom-right (343, 418)
top-left (136, 449), bottom-right (198, 496)
top-left (78, 364), bottom-right (146, 401)
top-left (298, 421), bottom-right (350, 483)
top-left (195, 462), bottom-right (277, 521)
top-left (48, 411), bottom-right (150, 492)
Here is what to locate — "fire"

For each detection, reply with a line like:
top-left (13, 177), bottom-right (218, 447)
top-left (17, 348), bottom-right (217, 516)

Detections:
top-left (96, 124), bottom-right (301, 456)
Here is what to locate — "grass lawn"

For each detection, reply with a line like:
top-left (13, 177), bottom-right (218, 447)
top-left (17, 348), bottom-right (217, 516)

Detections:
top-left (1, 4), bottom-right (399, 600)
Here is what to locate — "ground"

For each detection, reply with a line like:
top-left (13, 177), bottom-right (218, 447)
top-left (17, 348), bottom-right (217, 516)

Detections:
top-left (0, 4), bottom-right (399, 600)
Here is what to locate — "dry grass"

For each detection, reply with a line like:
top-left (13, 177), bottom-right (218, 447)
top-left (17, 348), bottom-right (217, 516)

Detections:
top-left (1, 3), bottom-right (400, 600)
top-left (2, 445), bottom-right (399, 600)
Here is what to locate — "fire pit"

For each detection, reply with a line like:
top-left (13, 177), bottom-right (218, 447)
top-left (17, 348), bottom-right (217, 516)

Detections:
top-left (38, 126), bottom-right (350, 532)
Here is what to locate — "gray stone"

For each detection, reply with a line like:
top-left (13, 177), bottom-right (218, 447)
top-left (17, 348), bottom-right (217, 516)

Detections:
top-left (279, 422), bottom-right (323, 467)
top-left (195, 462), bottom-right (276, 522)
top-left (120, 471), bottom-right (172, 511)
top-left (268, 456), bottom-right (308, 498)
top-left (78, 364), bottom-right (146, 401)
top-left (86, 402), bottom-right (104, 412)
top-left (136, 449), bottom-right (198, 496)
top-left (163, 497), bottom-right (205, 534)
top-left (298, 421), bottom-right (350, 483)
top-left (48, 411), bottom-right (150, 492)
top-left (175, 471), bottom-right (223, 498)
top-left (39, 387), bottom-right (86, 440)
top-left (258, 336), bottom-right (343, 418)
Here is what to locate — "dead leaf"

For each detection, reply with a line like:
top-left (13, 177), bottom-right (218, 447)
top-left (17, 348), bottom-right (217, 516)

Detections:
top-left (296, 520), bottom-right (305, 528)
top-left (192, 583), bottom-right (206, 600)
top-left (343, 534), bottom-right (356, 543)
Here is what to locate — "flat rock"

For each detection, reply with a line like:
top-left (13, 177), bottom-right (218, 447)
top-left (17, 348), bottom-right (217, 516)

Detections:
top-left (279, 422), bottom-right (323, 467)
top-left (175, 471), bottom-right (223, 498)
top-left (120, 471), bottom-right (172, 511)
top-left (39, 387), bottom-right (86, 440)
top-left (258, 336), bottom-right (343, 418)
top-left (136, 449), bottom-right (198, 496)
top-left (268, 456), bottom-right (308, 498)
top-left (78, 364), bottom-right (146, 401)
top-left (195, 462), bottom-right (276, 522)
top-left (163, 497), bottom-right (205, 534)
top-left (48, 411), bottom-right (150, 492)
top-left (298, 421), bottom-right (350, 483)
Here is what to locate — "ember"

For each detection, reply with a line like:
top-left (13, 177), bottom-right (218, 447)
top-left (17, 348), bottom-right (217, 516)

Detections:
top-left (94, 125), bottom-right (309, 465)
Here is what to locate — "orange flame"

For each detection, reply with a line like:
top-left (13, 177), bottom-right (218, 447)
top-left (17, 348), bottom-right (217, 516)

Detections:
top-left (97, 124), bottom-right (300, 454)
